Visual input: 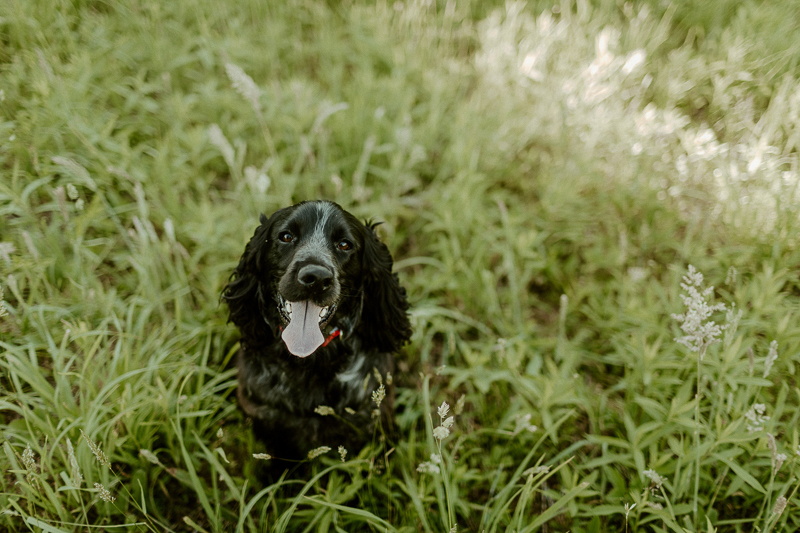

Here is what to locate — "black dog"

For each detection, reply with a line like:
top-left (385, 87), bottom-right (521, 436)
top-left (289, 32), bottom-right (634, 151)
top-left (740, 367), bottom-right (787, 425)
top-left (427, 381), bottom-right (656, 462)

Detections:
top-left (223, 201), bottom-right (411, 462)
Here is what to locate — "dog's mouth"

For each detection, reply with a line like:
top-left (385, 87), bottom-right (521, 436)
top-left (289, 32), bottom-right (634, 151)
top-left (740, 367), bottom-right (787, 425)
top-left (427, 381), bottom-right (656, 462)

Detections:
top-left (277, 294), bottom-right (338, 357)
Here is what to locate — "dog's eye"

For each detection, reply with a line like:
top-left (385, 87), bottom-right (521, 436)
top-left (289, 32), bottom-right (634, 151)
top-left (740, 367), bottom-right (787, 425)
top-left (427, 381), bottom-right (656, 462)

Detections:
top-left (337, 240), bottom-right (353, 251)
top-left (278, 232), bottom-right (294, 243)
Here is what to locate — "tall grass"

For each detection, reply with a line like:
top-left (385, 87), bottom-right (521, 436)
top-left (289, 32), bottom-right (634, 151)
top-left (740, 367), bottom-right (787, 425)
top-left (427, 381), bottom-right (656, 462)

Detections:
top-left (2, 0), bottom-right (800, 531)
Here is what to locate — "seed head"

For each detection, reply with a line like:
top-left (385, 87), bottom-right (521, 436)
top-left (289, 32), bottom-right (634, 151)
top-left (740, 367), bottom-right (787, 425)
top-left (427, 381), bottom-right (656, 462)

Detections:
top-left (764, 341), bottom-right (778, 378)
top-left (773, 496), bottom-right (788, 516)
top-left (66, 438), bottom-right (82, 487)
top-left (624, 502), bottom-right (636, 519)
top-left (454, 395), bottom-right (466, 415)
top-left (81, 430), bottom-right (111, 469)
top-left (643, 468), bottom-right (666, 489)
top-left (372, 385), bottom-right (385, 408)
top-left (208, 124), bottom-right (235, 171)
top-left (307, 446), bottom-right (331, 460)
top-left (433, 425), bottom-right (450, 440)
top-left (252, 453), bottom-right (272, 460)
top-left (94, 483), bottom-right (115, 502)
top-left (671, 265), bottom-right (727, 357)
top-left (315, 405), bottom-right (335, 416)
top-left (140, 449), bottom-right (162, 466)
top-left (0, 242), bottom-right (16, 265)
top-left (417, 459), bottom-right (440, 474)
top-left (437, 401), bottom-right (450, 418)
top-left (225, 63), bottom-right (262, 115)
top-left (745, 404), bottom-right (770, 433)
top-left (338, 446), bottom-right (347, 462)
top-left (22, 445), bottom-right (37, 484)
top-left (0, 286), bottom-right (8, 318)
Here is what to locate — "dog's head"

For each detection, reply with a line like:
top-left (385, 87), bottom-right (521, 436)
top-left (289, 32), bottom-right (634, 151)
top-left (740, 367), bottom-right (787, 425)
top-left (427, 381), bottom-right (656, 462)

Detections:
top-left (224, 201), bottom-right (411, 357)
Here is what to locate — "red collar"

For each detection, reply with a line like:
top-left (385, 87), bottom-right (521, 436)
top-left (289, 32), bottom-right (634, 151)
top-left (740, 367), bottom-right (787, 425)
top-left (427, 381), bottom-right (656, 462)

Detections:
top-left (321, 327), bottom-right (341, 347)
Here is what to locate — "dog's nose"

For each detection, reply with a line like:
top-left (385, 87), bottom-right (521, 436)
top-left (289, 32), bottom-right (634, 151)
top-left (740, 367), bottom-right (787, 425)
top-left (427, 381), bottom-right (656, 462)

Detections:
top-left (297, 264), bottom-right (334, 290)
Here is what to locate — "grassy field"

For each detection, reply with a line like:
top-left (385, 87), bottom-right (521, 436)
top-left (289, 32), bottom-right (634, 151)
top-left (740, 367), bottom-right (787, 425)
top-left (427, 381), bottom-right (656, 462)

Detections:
top-left (2, 0), bottom-right (800, 531)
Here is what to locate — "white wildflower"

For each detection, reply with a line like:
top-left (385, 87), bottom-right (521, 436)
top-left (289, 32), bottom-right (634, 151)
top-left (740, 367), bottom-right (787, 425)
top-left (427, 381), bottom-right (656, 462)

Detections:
top-left (643, 468), bottom-right (666, 489)
top-left (437, 401), bottom-right (450, 418)
top-left (433, 425), bottom-right (450, 440)
top-left (417, 461), bottom-right (440, 474)
top-left (338, 446), bottom-right (347, 462)
top-left (225, 63), bottom-right (262, 114)
top-left (764, 340), bottom-right (778, 378)
top-left (671, 265), bottom-right (727, 358)
top-left (307, 446), bottom-right (331, 460)
top-left (314, 405), bottom-right (335, 416)
top-left (773, 496), bottom-right (787, 516)
top-left (430, 453), bottom-right (442, 464)
top-left (745, 404), bottom-right (770, 433)
top-left (252, 453), bottom-right (272, 460)
top-left (94, 483), bottom-right (115, 503)
top-left (66, 438), bottom-right (82, 487)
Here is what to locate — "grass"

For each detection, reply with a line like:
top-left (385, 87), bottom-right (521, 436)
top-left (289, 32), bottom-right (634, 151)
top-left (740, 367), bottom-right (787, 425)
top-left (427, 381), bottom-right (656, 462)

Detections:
top-left (2, 0), bottom-right (800, 531)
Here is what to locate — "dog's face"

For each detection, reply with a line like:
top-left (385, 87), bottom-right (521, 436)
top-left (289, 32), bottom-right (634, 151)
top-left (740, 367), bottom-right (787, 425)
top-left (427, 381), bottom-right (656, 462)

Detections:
top-left (224, 200), bottom-right (411, 358)
top-left (265, 202), bottom-right (364, 356)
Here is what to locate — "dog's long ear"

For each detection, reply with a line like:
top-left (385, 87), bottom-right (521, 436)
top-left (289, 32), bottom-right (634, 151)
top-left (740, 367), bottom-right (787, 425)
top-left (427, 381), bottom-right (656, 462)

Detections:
top-left (358, 222), bottom-right (412, 353)
top-left (223, 213), bottom-right (275, 339)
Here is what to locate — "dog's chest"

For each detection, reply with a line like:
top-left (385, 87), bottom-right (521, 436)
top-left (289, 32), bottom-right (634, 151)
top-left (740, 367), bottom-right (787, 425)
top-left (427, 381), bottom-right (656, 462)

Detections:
top-left (246, 348), bottom-right (370, 413)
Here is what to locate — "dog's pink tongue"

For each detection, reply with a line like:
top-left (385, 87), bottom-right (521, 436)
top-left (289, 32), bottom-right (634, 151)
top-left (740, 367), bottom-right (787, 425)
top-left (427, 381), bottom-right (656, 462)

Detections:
top-left (281, 301), bottom-right (325, 357)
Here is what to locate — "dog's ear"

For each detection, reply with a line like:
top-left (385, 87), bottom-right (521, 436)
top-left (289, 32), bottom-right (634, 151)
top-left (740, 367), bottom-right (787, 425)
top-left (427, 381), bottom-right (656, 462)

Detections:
top-left (358, 222), bottom-right (412, 353)
top-left (223, 213), bottom-right (275, 339)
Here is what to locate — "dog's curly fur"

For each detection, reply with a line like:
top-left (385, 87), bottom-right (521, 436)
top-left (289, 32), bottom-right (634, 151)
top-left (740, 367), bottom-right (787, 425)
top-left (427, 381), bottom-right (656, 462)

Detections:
top-left (223, 200), bottom-right (411, 461)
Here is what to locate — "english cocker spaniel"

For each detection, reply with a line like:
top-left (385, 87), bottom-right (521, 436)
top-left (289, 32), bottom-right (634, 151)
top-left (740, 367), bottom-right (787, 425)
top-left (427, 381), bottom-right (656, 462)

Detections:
top-left (223, 200), bottom-right (411, 462)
